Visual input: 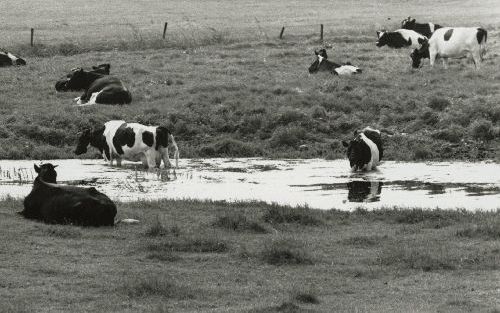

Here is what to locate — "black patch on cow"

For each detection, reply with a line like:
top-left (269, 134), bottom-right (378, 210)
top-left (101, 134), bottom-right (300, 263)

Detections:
top-left (142, 131), bottom-right (154, 147)
top-left (376, 32), bottom-right (411, 48)
top-left (113, 124), bottom-right (135, 155)
top-left (476, 28), bottom-right (487, 44)
top-left (443, 29), bottom-right (454, 41)
top-left (155, 126), bottom-right (170, 150)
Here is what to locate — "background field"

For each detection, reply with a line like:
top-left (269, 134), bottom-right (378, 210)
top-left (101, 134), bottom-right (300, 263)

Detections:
top-left (0, 0), bottom-right (499, 160)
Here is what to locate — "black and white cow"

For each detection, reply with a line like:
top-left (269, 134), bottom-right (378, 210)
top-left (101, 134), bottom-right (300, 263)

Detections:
top-left (342, 127), bottom-right (383, 171)
top-left (411, 27), bottom-right (487, 69)
top-left (75, 120), bottom-right (179, 169)
top-left (308, 49), bottom-right (362, 75)
top-left (61, 68), bottom-right (131, 105)
top-left (55, 64), bottom-right (110, 91)
top-left (0, 50), bottom-right (26, 67)
top-left (21, 163), bottom-right (116, 226)
top-left (376, 29), bottom-right (427, 49)
top-left (401, 16), bottom-right (443, 38)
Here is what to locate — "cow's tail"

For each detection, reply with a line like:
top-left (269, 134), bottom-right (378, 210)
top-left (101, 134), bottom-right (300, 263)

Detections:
top-left (477, 28), bottom-right (487, 60)
top-left (169, 134), bottom-right (179, 168)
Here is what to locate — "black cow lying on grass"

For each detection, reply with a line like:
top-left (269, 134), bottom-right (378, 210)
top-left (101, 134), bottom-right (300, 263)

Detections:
top-left (21, 164), bottom-right (117, 226)
top-left (308, 49), bottom-right (362, 75)
top-left (55, 64), bottom-right (110, 91)
top-left (342, 127), bottom-right (383, 171)
top-left (0, 50), bottom-right (26, 67)
top-left (62, 67), bottom-right (131, 105)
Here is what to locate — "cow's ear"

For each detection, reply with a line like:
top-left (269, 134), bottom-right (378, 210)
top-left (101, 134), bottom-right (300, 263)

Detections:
top-left (342, 141), bottom-right (349, 148)
top-left (314, 50), bottom-right (319, 55)
top-left (411, 18), bottom-right (416, 23)
top-left (34, 164), bottom-right (40, 173)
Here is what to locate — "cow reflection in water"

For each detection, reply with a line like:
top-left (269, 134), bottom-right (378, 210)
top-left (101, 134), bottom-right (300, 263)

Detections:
top-left (347, 181), bottom-right (383, 202)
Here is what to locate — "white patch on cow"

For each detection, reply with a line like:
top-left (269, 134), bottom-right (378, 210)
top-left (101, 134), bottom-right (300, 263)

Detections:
top-left (87, 91), bottom-right (102, 105)
top-left (117, 218), bottom-right (140, 224)
top-left (334, 65), bottom-right (361, 75)
top-left (317, 55), bottom-right (324, 64)
top-left (359, 133), bottom-right (380, 171)
top-left (6, 52), bottom-right (18, 63)
top-left (429, 23), bottom-right (435, 34)
top-left (362, 126), bottom-right (380, 135)
top-left (396, 29), bottom-right (427, 48)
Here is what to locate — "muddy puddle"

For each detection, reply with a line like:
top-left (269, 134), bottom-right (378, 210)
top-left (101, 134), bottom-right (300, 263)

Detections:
top-left (0, 159), bottom-right (498, 210)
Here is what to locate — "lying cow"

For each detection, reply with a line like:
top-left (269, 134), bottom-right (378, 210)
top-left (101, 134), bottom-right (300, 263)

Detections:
top-left (308, 49), bottom-right (362, 75)
top-left (55, 64), bottom-right (110, 91)
top-left (0, 50), bottom-right (26, 67)
top-left (61, 67), bottom-right (131, 105)
top-left (411, 27), bottom-right (487, 69)
top-left (401, 16), bottom-right (442, 38)
top-left (342, 127), bottom-right (383, 171)
top-left (21, 164), bottom-right (116, 226)
top-left (74, 120), bottom-right (179, 169)
top-left (376, 29), bottom-right (427, 49)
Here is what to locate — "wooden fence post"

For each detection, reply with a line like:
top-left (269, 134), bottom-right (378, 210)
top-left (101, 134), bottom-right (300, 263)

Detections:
top-left (320, 24), bottom-right (324, 42)
top-left (162, 22), bottom-right (168, 39)
top-left (30, 28), bottom-right (34, 46)
top-left (279, 26), bottom-right (285, 39)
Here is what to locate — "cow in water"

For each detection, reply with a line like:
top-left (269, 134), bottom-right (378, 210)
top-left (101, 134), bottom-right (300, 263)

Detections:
top-left (60, 67), bottom-right (131, 105)
top-left (55, 64), bottom-right (110, 91)
top-left (347, 181), bottom-right (383, 202)
top-left (21, 163), bottom-right (116, 226)
top-left (74, 120), bottom-right (179, 169)
top-left (0, 50), bottom-right (26, 67)
top-left (342, 127), bottom-right (383, 171)
top-left (401, 16), bottom-right (443, 38)
top-left (308, 49), bottom-right (362, 75)
top-left (376, 29), bottom-right (427, 49)
top-left (411, 27), bottom-right (487, 69)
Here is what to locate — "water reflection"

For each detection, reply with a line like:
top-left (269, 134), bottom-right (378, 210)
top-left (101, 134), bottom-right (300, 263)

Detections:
top-left (347, 181), bottom-right (383, 203)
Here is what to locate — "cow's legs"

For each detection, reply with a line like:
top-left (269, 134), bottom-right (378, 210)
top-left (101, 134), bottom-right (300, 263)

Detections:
top-left (441, 58), bottom-right (448, 69)
top-left (429, 51), bottom-right (438, 67)
top-left (159, 147), bottom-right (172, 168)
top-left (116, 157), bottom-right (122, 167)
top-left (471, 51), bottom-right (481, 69)
top-left (144, 150), bottom-right (157, 170)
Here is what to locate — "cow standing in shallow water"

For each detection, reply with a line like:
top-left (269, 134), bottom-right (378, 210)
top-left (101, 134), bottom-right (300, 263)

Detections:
top-left (61, 67), bottom-right (131, 105)
top-left (308, 49), bottom-right (362, 75)
top-left (55, 64), bottom-right (110, 91)
top-left (75, 120), bottom-right (179, 169)
top-left (376, 29), bottom-right (427, 49)
top-left (21, 164), bottom-right (116, 226)
top-left (401, 16), bottom-right (442, 38)
top-left (411, 27), bottom-right (487, 69)
top-left (342, 127), bottom-right (383, 171)
top-left (0, 50), bottom-right (26, 67)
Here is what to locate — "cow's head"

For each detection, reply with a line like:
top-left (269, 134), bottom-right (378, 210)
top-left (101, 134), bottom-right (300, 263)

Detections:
top-left (375, 30), bottom-right (388, 47)
top-left (308, 49), bottom-right (329, 74)
top-left (75, 126), bottom-right (106, 155)
top-left (34, 163), bottom-right (58, 183)
top-left (410, 39), bottom-right (430, 68)
top-left (342, 131), bottom-right (371, 171)
top-left (13, 57), bottom-right (26, 66)
top-left (401, 16), bottom-right (416, 29)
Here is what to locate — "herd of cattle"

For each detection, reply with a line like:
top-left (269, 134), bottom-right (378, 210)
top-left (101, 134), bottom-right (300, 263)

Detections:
top-left (0, 16), bottom-right (489, 227)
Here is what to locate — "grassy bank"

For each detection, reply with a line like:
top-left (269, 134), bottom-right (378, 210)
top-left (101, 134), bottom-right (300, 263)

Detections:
top-left (0, 0), bottom-right (499, 161)
top-left (0, 197), bottom-right (499, 312)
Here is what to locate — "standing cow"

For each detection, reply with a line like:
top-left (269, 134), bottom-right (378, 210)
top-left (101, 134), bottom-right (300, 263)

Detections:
top-left (376, 29), bottom-right (427, 49)
top-left (75, 120), bottom-right (179, 169)
top-left (21, 164), bottom-right (116, 226)
top-left (410, 27), bottom-right (487, 69)
top-left (342, 127), bottom-right (383, 171)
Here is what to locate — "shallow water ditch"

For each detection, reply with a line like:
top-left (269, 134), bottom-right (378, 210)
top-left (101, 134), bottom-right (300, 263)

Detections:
top-left (0, 158), bottom-right (498, 211)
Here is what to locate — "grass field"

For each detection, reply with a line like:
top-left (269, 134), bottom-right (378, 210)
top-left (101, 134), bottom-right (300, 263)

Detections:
top-left (0, 0), bottom-right (499, 161)
top-left (0, 197), bottom-right (499, 312)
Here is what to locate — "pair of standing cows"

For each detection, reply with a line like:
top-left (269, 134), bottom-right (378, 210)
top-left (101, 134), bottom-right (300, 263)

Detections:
top-left (376, 16), bottom-right (488, 69)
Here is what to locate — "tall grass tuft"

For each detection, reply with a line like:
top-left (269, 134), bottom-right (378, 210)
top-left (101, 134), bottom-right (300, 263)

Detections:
top-left (263, 204), bottom-right (323, 226)
top-left (260, 238), bottom-right (314, 266)
top-left (456, 222), bottom-right (500, 239)
top-left (213, 213), bottom-right (269, 233)
top-left (148, 235), bottom-right (228, 253)
top-left (122, 275), bottom-right (195, 299)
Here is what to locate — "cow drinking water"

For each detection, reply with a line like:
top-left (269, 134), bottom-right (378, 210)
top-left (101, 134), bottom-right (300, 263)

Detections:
top-left (342, 127), bottom-right (383, 171)
top-left (75, 120), bottom-right (179, 169)
top-left (21, 164), bottom-right (116, 226)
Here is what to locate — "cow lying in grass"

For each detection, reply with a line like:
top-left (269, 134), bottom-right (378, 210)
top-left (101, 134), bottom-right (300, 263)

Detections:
top-left (411, 27), bottom-right (487, 69)
top-left (342, 127), bottom-right (383, 171)
top-left (308, 49), bottom-right (362, 75)
top-left (21, 164), bottom-right (116, 226)
top-left (0, 50), bottom-right (26, 67)
top-left (55, 64), bottom-right (110, 91)
top-left (61, 67), bottom-right (131, 105)
top-left (401, 16), bottom-right (443, 38)
top-left (75, 120), bottom-right (179, 169)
